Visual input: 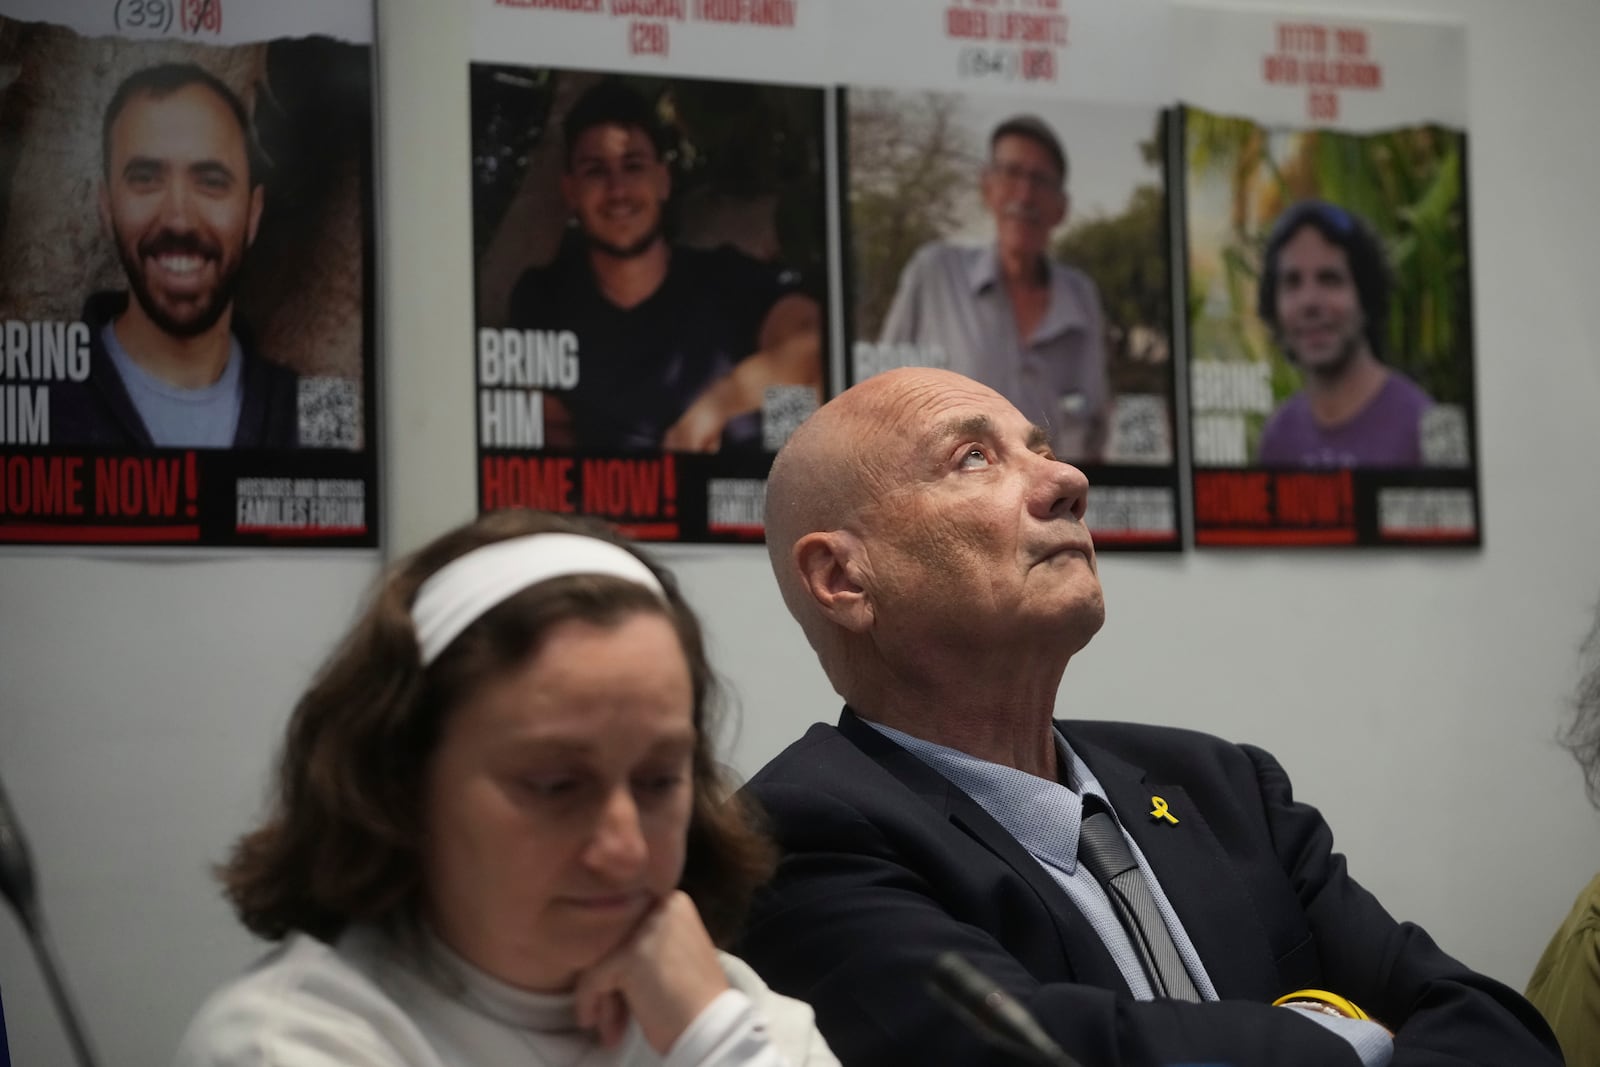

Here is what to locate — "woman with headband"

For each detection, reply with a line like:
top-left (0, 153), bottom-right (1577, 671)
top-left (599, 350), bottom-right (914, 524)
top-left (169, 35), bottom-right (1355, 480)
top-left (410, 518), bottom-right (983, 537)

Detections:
top-left (174, 510), bottom-right (837, 1066)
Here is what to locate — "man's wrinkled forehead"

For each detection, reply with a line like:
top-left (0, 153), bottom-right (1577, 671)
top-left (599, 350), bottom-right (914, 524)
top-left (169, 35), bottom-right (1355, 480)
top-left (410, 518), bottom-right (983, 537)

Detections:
top-left (919, 413), bottom-right (1050, 453)
top-left (846, 407), bottom-right (1053, 505)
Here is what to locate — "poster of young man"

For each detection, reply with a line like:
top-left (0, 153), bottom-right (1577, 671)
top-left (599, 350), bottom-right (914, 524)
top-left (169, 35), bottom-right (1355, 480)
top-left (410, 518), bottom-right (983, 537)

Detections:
top-left (834, 0), bottom-right (1183, 551)
top-left (1177, 5), bottom-right (1477, 548)
top-left (469, 2), bottom-right (828, 543)
top-left (0, 0), bottom-right (377, 549)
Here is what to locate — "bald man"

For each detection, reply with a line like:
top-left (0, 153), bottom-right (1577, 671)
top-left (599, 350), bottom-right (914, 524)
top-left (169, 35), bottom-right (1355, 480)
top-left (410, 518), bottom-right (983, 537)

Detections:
top-left (737, 368), bottom-right (1558, 1067)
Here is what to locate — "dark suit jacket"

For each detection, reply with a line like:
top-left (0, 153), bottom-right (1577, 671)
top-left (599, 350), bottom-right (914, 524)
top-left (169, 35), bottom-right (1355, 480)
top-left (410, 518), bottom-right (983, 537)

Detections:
top-left (737, 710), bottom-right (1561, 1067)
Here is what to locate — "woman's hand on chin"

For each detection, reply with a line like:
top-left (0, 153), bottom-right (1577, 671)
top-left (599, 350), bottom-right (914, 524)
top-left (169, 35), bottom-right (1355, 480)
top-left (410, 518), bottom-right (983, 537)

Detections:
top-left (573, 890), bottom-right (731, 1053)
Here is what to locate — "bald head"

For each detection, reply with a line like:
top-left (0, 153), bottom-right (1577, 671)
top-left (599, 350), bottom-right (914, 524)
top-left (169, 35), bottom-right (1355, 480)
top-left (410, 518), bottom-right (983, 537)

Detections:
top-left (765, 374), bottom-right (876, 629)
top-left (767, 366), bottom-right (1100, 730)
top-left (769, 369), bottom-right (932, 541)
top-left (766, 368), bottom-right (996, 628)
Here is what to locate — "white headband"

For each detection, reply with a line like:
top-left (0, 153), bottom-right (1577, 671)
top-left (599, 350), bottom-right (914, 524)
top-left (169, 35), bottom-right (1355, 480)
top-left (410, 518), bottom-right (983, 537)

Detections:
top-left (412, 533), bottom-right (666, 666)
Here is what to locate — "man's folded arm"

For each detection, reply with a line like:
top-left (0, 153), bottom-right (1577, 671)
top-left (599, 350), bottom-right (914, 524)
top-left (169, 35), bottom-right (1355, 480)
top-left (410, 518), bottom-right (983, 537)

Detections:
top-left (1247, 743), bottom-right (1563, 1067)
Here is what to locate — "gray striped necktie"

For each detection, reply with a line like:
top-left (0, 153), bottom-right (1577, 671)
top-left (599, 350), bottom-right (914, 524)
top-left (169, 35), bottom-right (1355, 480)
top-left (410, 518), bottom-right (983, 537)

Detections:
top-left (1077, 794), bottom-right (1201, 1001)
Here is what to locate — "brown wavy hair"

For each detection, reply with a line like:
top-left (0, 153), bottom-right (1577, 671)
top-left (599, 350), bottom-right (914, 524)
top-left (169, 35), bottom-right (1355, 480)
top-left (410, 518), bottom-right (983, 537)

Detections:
top-left (220, 509), bottom-right (775, 945)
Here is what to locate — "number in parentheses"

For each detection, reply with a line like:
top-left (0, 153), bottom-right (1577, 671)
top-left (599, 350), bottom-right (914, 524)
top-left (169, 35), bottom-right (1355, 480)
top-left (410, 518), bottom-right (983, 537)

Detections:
top-left (126, 0), bottom-right (171, 32)
top-left (962, 47), bottom-right (1004, 80)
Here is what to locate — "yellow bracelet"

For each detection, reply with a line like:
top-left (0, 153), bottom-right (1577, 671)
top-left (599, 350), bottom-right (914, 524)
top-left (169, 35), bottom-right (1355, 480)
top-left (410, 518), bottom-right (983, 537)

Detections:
top-left (1272, 988), bottom-right (1371, 1021)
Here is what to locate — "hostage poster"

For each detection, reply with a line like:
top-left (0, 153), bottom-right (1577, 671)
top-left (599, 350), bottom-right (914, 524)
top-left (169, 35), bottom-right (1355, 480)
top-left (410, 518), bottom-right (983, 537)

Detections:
top-left (1177, 5), bottom-right (1478, 548)
top-left (832, 0), bottom-right (1183, 551)
top-left (0, 0), bottom-right (378, 548)
top-left (468, 1), bottom-right (829, 543)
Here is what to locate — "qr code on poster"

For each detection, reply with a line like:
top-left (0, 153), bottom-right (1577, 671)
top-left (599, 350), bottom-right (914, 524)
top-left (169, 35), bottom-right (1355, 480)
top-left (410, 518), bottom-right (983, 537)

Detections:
top-left (1419, 404), bottom-right (1470, 468)
top-left (1107, 394), bottom-right (1171, 465)
top-left (762, 385), bottom-right (818, 451)
top-left (298, 377), bottom-right (361, 450)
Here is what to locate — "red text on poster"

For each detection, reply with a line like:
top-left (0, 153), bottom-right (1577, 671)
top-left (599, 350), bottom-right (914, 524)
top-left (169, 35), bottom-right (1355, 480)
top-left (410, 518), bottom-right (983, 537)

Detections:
top-left (1262, 22), bottom-right (1384, 122)
top-left (490, 0), bottom-right (797, 59)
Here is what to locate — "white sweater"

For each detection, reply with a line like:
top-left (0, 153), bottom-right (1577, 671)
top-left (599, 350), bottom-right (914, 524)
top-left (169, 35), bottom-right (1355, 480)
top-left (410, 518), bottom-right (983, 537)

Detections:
top-left (173, 926), bottom-right (837, 1067)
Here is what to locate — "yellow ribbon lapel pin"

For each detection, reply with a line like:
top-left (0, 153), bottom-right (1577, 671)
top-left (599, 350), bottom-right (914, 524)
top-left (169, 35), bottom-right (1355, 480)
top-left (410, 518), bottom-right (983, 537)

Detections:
top-left (1149, 796), bottom-right (1178, 824)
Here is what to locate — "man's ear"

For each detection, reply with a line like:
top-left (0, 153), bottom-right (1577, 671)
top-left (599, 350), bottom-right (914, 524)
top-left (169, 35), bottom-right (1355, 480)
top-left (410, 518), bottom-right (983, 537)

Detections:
top-left (793, 529), bottom-right (873, 633)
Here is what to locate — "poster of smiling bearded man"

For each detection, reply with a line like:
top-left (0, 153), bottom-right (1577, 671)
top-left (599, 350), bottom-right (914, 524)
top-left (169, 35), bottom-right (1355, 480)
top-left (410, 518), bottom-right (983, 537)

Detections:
top-left (0, 0), bottom-right (377, 549)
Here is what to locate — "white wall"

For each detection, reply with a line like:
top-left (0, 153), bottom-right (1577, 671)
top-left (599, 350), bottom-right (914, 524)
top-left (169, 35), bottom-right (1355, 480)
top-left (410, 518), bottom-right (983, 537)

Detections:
top-left (5, 0), bottom-right (1600, 1063)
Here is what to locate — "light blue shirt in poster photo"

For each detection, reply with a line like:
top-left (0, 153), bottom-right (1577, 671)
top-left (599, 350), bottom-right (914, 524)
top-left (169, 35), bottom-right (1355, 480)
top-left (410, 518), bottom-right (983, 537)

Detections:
top-left (101, 322), bottom-right (245, 448)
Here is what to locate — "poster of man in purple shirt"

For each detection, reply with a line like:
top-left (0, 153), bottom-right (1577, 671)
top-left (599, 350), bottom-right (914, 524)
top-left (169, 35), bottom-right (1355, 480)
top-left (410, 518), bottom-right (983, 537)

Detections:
top-left (1184, 107), bottom-right (1479, 549)
top-left (1175, 4), bottom-right (1482, 549)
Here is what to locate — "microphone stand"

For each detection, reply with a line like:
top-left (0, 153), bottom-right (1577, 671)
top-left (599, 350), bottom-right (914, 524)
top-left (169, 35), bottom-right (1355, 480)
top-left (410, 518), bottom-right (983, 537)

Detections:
top-left (0, 777), bottom-right (102, 1067)
top-left (928, 951), bottom-right (1085, 1067)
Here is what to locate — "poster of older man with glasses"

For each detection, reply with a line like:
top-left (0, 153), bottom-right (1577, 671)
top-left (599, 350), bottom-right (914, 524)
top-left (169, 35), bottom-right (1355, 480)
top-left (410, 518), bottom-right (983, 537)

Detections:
top-left (843, 91), bottom-right (1180, 551)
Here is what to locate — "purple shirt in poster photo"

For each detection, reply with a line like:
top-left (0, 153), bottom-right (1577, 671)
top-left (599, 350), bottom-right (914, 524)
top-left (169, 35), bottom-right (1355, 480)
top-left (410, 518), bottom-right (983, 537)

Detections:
top-left (1257, 371), bottom-right (1432, 468)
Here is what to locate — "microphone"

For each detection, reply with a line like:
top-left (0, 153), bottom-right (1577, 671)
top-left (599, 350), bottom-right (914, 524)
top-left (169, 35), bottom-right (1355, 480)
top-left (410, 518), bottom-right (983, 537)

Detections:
top-left (0, 774), bottom-right (39, 930)
top-left (928, 951), bottom-right (1086, 1067)
top-left (0, 776), bottom-right (102, 1067)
